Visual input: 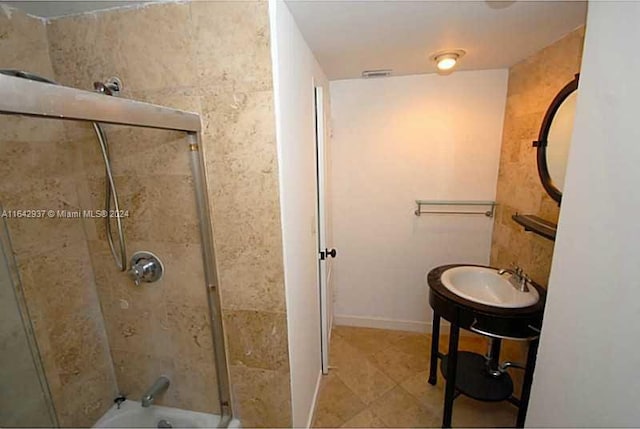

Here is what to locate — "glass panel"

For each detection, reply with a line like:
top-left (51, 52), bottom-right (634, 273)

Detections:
top-left (0, 114), bottom-right (118, 427)
top-left (0, 215), bottom-right (56, 427)
top-left (78, 123), bottom-right (221, 419)
top-left (0, 114), bottom-right (221, 427)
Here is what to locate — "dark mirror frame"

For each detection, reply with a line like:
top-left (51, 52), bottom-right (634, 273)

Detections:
top-left (532, 73), bottom-right (580, 204)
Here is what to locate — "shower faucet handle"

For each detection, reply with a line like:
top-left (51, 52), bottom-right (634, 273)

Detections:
top-left (128, 264), bottom-right (143, 286)
top-left (128, 251), bottom-right (164, 286)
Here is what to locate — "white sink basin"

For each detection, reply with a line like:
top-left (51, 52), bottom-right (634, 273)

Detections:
top-left (440, 266), bottom-right (539, 308)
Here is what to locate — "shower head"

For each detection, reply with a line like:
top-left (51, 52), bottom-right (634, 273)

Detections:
top-left (93, 77), bottom-right (122, 96)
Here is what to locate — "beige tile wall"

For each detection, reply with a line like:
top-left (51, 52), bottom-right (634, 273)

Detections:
top-left (0, 7), bottom-right (118, 427)
top-left (489, 27), bottom-right (585, 395)
top-left (490, 27), bottom-right (585, 286)
top-left (46, 2), bottom-right (291, 426)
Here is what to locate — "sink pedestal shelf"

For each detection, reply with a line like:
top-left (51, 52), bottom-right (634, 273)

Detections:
top-left (440, 352), bottom-right (514, 402)
top-left (426, 264), bottom-right (546, 428)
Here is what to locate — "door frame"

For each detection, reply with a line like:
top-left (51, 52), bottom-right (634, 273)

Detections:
top-left (314, 84), bottom-right (330, 374)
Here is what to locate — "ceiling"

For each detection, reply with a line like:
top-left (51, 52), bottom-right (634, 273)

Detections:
top-left (1, 1), bottom-right (150, 18)
top-left (3, 1), bottom-right (586, 79)
top-left (285, 1), bottom-right (587, 80)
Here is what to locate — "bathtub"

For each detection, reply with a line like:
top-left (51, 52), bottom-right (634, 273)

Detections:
top-left (93, 400), bottom-right (241, 428)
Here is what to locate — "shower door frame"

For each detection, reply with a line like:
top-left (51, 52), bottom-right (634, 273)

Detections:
top-left (0, 73), bottom-right (233, 425)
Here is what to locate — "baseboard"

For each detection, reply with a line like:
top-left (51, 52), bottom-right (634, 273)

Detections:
top-left (305, 370), bottom-right (323, 428)
top-left (334, 314), bottom-right (428, 333)
top-left (333, 314), bottom-right (473, 336)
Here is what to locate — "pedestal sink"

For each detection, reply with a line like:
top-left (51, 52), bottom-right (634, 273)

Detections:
top-left (426, 264), bottom-right (546, 428)
top-left (440, 266), bottom-right (539, 308)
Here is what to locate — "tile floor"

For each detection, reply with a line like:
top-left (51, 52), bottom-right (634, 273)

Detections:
top-left (311, 326), bottom-right (519, 428)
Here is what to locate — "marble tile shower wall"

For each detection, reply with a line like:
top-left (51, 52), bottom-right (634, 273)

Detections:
top-left (74, 123), bottom-right (222, 415)
top-left (46, 2), bottom-right (291, 427)
top-left (490, 27), bottom-right (585, 286)
top-left (0, 7), bottom-right (118, 427)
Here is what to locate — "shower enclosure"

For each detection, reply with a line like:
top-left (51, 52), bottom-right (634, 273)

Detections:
top-left (0, 73), bottom-right (233, 427)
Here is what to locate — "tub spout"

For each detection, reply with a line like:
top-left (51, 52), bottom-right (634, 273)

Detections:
top-left (141, 376), bottom-right (170, 408)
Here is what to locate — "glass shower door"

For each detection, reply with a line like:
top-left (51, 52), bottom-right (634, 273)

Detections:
top-left (0, 74), bottom-right (230, 427)
top-left (0, 214), bottom-right (56, 427)
top-left (0, 113), bottom-right (228, 427)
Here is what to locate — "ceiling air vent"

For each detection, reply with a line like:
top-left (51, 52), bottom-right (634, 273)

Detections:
top-left (361, 69), bottom-right (392, 78)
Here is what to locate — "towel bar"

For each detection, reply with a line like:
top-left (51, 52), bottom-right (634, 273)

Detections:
top-left (414, 200), bottom-right (496, 218)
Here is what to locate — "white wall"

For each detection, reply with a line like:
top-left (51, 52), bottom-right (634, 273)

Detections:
top-left (527, 3), bottom-right (640, 426)
top-left (269, 1), bottom-right (331, 426)
top-left (329, 71), bottom-right (508, 331)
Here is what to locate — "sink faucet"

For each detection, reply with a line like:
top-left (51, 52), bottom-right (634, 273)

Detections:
top-left (141, 376), bottom-right (170, 408)
top-left (497, 265), bottom-right (530, 292)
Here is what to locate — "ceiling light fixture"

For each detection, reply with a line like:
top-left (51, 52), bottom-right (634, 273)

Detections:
top-left (436, 54), bottom-right (458, 70)
top-left (431, 50), bottom-right (466, 73)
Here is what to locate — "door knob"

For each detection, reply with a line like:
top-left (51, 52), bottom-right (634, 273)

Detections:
top-left (319, 248), bottom-right (337, 260)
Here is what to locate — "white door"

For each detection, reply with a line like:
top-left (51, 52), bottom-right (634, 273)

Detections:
top-left (315, 85), bottom-right (333, 374)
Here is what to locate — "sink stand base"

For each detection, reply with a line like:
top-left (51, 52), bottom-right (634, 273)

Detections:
top-left (429, 313), bottom-right (540, 428)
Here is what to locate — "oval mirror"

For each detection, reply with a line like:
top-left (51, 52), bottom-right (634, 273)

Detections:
top-left (534, 74), bottom-right (579, 204)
